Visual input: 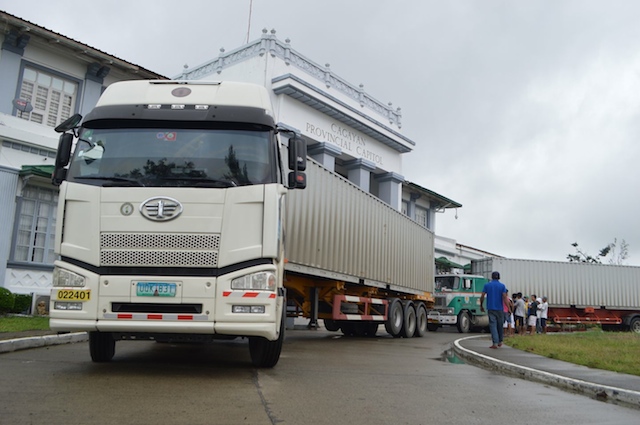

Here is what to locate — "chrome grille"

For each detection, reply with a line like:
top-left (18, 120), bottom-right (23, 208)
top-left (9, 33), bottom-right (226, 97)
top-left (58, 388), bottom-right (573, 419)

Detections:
top-left (100, 233), bottom-right (220, 267)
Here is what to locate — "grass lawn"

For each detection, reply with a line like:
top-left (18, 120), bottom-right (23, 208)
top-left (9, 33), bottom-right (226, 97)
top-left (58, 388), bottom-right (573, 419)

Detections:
top-left (506, 330), bottom-right (640, 376)
top-left (0, 315), bottom-right (50, 333)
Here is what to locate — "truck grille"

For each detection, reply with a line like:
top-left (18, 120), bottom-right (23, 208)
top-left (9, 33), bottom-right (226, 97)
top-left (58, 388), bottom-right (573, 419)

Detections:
top-left (100, 233), bottom-right (220, 267)
top-left (434, 297), bottom-right (448, 307)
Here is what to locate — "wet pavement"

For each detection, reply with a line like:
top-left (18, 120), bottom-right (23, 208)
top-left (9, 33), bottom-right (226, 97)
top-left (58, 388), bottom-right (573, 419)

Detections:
top-left (455, 334), bottom-right (640, 409)
top-left (2, 330), bottom-right (640, 410)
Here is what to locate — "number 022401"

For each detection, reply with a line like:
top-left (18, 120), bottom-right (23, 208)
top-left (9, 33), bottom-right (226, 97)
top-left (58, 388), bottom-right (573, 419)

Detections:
top-left (56, 289), bottom-right (91, 301)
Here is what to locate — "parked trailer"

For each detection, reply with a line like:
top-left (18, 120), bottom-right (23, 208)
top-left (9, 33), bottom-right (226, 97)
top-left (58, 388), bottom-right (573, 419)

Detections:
top-left (49, 80), bottom-right (435, 369)
top-left (284, 158), bottom-right (435, 338)
top-left (472, 257), bottom-right (640, 333)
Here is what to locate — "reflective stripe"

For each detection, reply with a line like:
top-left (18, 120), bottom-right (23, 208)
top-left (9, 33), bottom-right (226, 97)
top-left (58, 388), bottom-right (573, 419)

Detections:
top-left (104, 313), bottom-right (208, 321)
top-left (223, 291), bottom-right (276, 299)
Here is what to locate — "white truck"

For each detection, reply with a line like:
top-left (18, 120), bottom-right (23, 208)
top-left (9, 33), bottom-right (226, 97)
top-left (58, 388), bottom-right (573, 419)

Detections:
top-left (50, 80), bottom-right (435, 367)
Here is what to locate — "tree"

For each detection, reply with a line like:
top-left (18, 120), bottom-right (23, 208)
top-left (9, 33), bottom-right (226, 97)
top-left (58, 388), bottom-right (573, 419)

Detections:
top-left (567, 239), bottom-right (629, 264)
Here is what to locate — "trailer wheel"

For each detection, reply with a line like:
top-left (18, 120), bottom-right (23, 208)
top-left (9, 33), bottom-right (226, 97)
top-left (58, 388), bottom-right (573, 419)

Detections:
top-left (630, 317), bottom-right (640, 334)
top-left (89, 332), bottom-right (115, 362)
top-left (364, 322), bottom-right (379, 337)
top-left (385, 298), bottom-right (404, 337)
top-left (401, 302), bottom-right (416, 338)
top-left (427, 323), bottom-right (439, 332)
top-left (340, 322), bottom-right (357, 336)
top-left (324, 319), bottom-right (340, 332)
top-left (456, 312), bottom-right (471, 334)
top-left (249, 307), bottom-right (285, 368)
top-left (414, 303), bottom-right (428, 337)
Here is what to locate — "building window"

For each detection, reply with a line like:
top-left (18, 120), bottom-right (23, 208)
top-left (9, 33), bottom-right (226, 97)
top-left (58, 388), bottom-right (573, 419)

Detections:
top-left (415, 206), bottom-right (428, 228)
top-left (401, 200), bottom-right (408, 216)
top-left (18, 67), bottom-right (78, 127)
top-left (11, 185), bottom-right (58, 265)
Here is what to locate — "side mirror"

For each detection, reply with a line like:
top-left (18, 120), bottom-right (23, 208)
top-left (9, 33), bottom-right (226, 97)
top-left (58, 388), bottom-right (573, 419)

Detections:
top-left (54, 113), bottom-right (82, 133)
top-left (288, 136), bottom-right (307, 171)
top-left (288, 171), bottom-right (306, 189)
top-left (52, 133), bottom-right (73, 186)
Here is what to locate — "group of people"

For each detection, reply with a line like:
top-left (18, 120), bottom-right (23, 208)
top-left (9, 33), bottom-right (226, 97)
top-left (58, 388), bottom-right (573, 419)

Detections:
top-left (505, 292), bottom-right (548, 336)
top-left (479, 271), bottom-right (549, 349)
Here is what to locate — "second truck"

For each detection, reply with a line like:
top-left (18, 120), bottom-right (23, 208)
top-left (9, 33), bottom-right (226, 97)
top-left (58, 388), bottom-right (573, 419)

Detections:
top-left (428, 257), bottom-right (640, 333)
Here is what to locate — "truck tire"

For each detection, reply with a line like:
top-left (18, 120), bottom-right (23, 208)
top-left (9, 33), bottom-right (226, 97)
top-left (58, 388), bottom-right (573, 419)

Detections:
top-left (249, 306), bottom-right (285, 368)
top-left (401, 302), bottom-right (416, 338)
top-left (456, 312), bottom-right (471, 334)
top-left (630, 317), bottom-right (640, 334)
top-left (89, 332), bottom-right (115, 362)
top-left (324, 319), bottom-right (340, 332)
top-left (385, 298), bottom-right (404, 337)
top-left (414, 303), bottom-right (428, 337)
top-left (364, 322), bottom-right (379, 337)
top-left (427, 323), bottom-right (439, 332)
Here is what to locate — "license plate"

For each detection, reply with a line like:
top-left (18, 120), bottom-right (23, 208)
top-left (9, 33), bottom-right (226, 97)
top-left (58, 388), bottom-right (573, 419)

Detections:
top-left (57, 289), bottom-right (91, 301)
top-left (136, 282), bottom-right (177, 297)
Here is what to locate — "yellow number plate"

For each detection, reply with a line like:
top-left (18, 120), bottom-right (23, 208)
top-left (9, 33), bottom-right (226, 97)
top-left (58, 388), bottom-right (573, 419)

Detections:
top-left (56, 289), bottom-right (91, 301)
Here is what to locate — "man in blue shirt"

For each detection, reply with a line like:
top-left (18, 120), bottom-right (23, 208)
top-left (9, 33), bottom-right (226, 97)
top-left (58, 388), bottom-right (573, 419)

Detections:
top-left (479, 271), bottom-right (510, 348)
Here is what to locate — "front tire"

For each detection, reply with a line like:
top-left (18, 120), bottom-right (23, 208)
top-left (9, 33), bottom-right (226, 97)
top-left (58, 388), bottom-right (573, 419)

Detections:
top-left (249, 304), bottom-right (285, 368)
top-left (89, 332), bottom-right (115, 362)
top-left (456, 312), bottom-right (471, 334)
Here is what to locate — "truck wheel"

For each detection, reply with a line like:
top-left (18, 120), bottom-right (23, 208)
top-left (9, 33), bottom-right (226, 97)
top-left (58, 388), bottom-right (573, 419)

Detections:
top-left (324, 319), bottom-right (340, 332)
top-left (414, 303), bottom-right (428, 337)
top-left (249, 307), bottom-right (285, 368)
top-left (427, 323), bottom-right (439, 332)
top-left (340, 322), bottom-right (356, 336)
top-left (385, 298), bottom-right (404, 337)
top-left (630, 317), bottom-right (640, 334)
top-left (89, 332), bottom-right (115, 362)
top-left (456, 312), bottom-right (471, 334)
top-left (364, 322), bottom-right (379, 337)
top-left (401, 302), bottom-right (416, 338)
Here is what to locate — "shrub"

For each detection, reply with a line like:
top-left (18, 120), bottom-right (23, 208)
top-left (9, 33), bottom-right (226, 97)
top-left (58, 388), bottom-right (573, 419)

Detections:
top-left (0, 287), bottom-right (16, 314)
top-left (12, 293), bottom-right (33, 314)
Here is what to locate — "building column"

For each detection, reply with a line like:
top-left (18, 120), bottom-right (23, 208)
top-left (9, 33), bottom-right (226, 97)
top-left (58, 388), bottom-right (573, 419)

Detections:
top-left (0, 166), bottom-right (19, 287)
top-left (344, 158), bottom-right (376, 193)
top-left (407, 192), bottom-right (421, 220)
top-left (307, 142), bottom-right (342, 172)
top-left (375, 172), bottom-right (404, 210)
top-left (81, 63), bottom-right (110, 115)
top-left (0, 30), bottom-right (30, 115)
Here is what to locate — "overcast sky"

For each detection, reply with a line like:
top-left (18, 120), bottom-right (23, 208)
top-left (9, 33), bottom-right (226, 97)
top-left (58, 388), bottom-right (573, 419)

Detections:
top-left (2, 0), bottom-right (640, 265)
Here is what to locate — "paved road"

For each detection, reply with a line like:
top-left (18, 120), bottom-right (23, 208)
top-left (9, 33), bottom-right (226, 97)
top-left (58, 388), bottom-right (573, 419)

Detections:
top-left (1, 326), bottom-right (638, 425)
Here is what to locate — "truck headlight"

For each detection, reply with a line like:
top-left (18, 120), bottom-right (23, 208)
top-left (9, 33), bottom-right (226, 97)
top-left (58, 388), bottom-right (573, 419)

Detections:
top-left (231, 271), bottom-right (276, 291)
top-left (52, 267), bottom-right (86, 287)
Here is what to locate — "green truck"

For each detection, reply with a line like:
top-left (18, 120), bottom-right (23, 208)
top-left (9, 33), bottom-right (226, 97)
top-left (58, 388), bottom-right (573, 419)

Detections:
top-left (427, 274), bottom-right (489, 333)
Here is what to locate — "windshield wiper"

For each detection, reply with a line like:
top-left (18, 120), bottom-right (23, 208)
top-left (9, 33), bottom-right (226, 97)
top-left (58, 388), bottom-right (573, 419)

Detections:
top-left (160, 177), bottom-right (239, 188)
top-left (74, 176), bottom-right (145, 187)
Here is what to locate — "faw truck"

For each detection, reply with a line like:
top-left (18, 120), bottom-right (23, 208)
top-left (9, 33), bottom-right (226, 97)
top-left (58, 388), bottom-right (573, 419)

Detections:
top-left (49, 80), bottom-right (435, 368)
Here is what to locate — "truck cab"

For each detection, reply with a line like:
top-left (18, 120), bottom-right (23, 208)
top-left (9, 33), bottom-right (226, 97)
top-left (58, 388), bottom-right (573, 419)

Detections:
top-left (427, 274), bottom-right (488, 333)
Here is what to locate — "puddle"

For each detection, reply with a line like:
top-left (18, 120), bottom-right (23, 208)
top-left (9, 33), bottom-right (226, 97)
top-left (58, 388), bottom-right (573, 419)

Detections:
top-left (440, 348), bottom-right (465, 364)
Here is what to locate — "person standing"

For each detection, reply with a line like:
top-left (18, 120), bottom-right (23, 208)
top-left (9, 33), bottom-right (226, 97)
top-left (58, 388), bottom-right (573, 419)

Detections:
top-left (527, 294), bottom-right (539, 335)
top-left (539, 296), bottom-right (549, 334)
top-left (536, 295), bottom-right (544, 333)
top-left (513, 292), bottom-right (526, 335)
top-left (480, 271), bottom-right (510, 348)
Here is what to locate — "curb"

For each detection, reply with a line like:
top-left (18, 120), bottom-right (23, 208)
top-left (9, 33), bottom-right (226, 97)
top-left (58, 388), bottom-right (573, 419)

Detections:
top-left (453, 335), bottom-right (640, 410)
top-left (0, 332), bottom-right (88, 354)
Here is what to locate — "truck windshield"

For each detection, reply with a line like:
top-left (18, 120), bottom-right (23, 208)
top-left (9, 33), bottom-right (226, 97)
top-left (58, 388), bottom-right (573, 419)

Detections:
top-left (435, 276), bottom-right (459, 291)
top-left (66, 127), bottom-right (276, 187)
